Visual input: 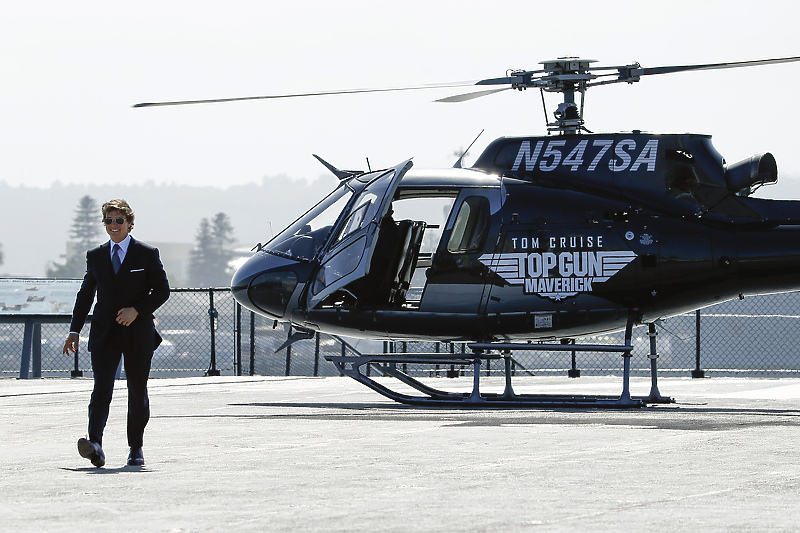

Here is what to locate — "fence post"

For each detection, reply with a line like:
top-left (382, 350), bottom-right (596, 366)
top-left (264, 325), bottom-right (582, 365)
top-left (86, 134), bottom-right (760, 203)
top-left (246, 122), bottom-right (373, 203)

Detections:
top-left (447, 342), bottom-right (458, 378)
top-left (71, 340), bottom-right (83, 377)
top-left (692, 309), bottom-right (705, 378)
top-left (567, 338), bottom-right (581, 378)
top-left (249, 311), bottom-right (256, 376)
top-left (19, 318), bottom-right (32, 378)
top-left (314, 333), bottom-right (320, 377)
top-left (207, 289), bottom-right (220, 376)
top-left (285, 343), bottom-right (292, 376)
top-left (235, 303), bottom-right (242, 376)
top-left (32, 323), bottom-right (42, 378)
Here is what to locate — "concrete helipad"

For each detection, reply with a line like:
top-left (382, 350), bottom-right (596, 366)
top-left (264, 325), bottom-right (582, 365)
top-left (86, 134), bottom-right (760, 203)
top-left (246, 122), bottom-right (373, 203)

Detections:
top-left (2, 375), bottom-right (800, 532)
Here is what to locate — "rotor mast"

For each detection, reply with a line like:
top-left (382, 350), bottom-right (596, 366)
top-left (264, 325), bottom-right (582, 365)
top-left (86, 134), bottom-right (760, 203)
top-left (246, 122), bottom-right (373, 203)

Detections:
top-left (535, 57), bottom-right (597, 134)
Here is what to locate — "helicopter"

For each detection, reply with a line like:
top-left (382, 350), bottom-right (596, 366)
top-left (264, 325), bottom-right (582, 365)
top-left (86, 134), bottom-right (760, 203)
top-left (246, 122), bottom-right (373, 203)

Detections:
top-left (137, 56), bottom-right (800, 408)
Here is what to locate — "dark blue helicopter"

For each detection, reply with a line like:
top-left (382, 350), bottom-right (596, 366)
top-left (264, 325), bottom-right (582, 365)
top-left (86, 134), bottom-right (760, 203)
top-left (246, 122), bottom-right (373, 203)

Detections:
top-left (137, 57), bottom-right (800, 407)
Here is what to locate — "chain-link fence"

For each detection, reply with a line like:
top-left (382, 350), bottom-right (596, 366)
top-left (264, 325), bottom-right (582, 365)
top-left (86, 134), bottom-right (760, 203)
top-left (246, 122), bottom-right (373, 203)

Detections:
top-left (388, 292), bottom-right (800, 378)
top-left (2, 287), bottom-right (800, 378)
top-left (1, 288), bottom-right (361, 379)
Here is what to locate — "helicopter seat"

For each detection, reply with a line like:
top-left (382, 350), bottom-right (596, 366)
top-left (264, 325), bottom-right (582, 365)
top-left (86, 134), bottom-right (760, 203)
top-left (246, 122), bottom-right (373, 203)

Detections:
top-left (383, 220), bottom-right (414, 305)
top-left (390, 221), bottom-right (426, 305)
top-left (353, 218), bottom-right (412, 307)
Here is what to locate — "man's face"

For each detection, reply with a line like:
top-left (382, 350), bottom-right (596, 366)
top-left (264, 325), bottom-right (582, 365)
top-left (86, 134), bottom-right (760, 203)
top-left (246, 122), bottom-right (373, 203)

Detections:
top-left (104, 209), bottom-right (131, 243)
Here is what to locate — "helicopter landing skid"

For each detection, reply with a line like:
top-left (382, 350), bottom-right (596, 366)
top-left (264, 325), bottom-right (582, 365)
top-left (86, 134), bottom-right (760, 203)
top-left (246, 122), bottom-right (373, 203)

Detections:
top-left (326, 314), bottom-right (653, 408)
top-left (326, 351), bottom-right (644, 408)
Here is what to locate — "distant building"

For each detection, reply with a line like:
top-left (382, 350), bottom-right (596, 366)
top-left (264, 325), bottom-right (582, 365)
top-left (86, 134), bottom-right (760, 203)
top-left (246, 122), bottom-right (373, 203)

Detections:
top-left (149, 242), bottom-right (194, 287)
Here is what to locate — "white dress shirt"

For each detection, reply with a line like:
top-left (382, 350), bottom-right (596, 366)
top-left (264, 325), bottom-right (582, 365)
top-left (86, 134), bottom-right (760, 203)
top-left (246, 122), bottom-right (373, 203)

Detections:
top-left (110, 235), bottom-right (132, 264)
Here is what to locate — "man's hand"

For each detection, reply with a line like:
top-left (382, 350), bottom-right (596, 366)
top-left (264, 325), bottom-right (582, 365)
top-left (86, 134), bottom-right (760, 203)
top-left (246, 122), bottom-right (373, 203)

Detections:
top-left (116, 307), bottom-right (139, 326)
top-left (63, 332), bottom-right (79, 355)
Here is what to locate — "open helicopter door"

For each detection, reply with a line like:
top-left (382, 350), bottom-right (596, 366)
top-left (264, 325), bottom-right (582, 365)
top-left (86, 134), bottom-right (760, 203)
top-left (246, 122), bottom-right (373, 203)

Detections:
top-left (307, 159), bottom-right (413, 309)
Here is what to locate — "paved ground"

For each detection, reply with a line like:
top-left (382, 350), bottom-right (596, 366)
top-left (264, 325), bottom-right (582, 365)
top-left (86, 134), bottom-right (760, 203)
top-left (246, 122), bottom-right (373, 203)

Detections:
top-left (1, 374), bottom-right (799, 532)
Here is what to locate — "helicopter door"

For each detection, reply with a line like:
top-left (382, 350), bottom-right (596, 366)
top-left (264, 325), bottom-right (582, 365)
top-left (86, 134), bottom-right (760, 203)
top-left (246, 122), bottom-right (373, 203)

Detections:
top-left (308, 159), bottom-right (413, 308)
top-left (420, 189), bottom-right (501, 313)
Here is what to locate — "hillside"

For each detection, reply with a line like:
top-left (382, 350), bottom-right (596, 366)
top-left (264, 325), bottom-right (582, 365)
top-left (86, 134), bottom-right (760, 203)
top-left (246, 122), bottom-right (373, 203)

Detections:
top-left (0, 175), bottom-right (338, 277)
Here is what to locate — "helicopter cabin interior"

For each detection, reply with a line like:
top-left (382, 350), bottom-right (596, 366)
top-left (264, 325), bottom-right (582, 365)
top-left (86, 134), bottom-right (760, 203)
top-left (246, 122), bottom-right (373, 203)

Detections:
top-left (319, 185), bottom-right (495, 311)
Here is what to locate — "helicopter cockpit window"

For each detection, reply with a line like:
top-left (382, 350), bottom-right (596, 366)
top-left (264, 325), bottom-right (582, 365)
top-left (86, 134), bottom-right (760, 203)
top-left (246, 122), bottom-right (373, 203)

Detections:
top-left (264, 187), bottom-right (352, 261)
top-left (334, 192), bottom-right (377, 245)
top-left (327, 169), bottom-right (397, 250)
top-left (447, 196), bottom-right (490, 253)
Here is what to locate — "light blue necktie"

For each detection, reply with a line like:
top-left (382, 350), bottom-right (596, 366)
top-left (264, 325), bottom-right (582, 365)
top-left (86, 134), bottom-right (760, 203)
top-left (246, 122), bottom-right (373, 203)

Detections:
top-left (112, 243), bottom-right (121, 274)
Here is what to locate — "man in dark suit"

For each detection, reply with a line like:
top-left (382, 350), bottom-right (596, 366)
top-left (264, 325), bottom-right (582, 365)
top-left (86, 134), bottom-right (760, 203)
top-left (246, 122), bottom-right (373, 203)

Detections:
top-left (63, 199), bottom-right (170, 467)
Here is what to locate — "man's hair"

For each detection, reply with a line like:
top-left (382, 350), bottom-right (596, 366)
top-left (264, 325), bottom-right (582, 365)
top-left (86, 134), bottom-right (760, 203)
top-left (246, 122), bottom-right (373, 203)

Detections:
top-left (101, 199), bottom-right (135, 229)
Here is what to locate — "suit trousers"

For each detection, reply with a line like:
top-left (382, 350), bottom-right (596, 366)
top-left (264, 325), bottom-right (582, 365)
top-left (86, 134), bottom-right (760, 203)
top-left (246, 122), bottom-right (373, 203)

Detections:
top-left (88, 324), bottom-right (153, 448)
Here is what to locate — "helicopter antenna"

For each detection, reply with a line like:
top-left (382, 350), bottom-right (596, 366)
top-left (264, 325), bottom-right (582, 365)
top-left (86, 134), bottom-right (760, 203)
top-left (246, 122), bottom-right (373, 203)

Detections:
top-left (453, 129), bottom-right (484, 168)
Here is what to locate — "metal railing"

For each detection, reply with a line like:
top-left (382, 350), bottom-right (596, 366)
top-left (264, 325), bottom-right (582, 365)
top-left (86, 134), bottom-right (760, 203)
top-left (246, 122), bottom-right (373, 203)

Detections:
top-left (2, 287), bottom-right (799, 378)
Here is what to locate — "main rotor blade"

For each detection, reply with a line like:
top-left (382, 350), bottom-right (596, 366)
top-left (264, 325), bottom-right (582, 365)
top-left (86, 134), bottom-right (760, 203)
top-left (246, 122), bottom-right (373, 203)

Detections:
top-left (435, 88), bottom-right (511, 103)
top-left (133, 81), bottom-right (479, 108)
top-left (134, 56), bottom-right (800, 109)
top-left (630, 55), bottom-right (800, 78)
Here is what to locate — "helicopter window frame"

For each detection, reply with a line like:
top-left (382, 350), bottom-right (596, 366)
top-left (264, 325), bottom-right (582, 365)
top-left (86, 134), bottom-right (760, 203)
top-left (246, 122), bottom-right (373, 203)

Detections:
top-left (390, 192), bottom-right (458, 262)
top-left (326, 169), bottom-right (397, 254)
top-left (447, 195), bottom-right (491, 253)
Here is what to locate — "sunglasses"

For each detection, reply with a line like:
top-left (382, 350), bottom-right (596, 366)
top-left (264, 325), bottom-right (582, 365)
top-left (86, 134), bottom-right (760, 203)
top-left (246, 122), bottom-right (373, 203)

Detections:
top-left (104, 217), bottom-right (127, 225)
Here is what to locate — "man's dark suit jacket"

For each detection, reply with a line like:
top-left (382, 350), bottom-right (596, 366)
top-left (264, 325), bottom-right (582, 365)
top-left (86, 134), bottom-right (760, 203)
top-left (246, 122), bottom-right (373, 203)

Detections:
top-left (70, 237), bottom-right (170, 353)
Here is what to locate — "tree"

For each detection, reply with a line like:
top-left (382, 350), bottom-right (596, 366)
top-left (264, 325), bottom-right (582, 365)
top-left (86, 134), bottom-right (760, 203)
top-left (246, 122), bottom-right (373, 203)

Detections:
top-left (46, 195), bottom-right (103, 278)
top-left (211, 212), bottom-right (235, 254)
top-left (45, 252), bottom-right (87, 279)
top-left (70, 195), bottom-right (102, 251)
top-left (188, 218), bottom-right (214, 287)
top-left (188, 212), bottom-right (236, 287)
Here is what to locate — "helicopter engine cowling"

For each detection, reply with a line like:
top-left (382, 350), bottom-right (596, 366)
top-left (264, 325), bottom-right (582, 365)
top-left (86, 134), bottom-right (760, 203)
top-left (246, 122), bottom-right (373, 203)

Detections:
top-left (725, 152), bottom-right (777, 193)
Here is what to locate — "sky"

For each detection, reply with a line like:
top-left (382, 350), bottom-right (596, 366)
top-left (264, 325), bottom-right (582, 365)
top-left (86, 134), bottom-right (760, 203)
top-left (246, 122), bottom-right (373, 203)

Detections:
top-left (2, 0), bottom-right (800, 277)
top-left (2, 0), bottom-right (800, 192)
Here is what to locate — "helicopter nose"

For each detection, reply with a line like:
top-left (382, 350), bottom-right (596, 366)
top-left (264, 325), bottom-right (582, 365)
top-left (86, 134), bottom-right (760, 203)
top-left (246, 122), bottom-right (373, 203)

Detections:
top-left (230, 252), bottom-right (304, 320)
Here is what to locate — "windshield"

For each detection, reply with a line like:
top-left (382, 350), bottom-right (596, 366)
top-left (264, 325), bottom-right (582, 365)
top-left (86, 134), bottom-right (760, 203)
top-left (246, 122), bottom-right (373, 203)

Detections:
top-left (264, 186), bottom-right (353, 261)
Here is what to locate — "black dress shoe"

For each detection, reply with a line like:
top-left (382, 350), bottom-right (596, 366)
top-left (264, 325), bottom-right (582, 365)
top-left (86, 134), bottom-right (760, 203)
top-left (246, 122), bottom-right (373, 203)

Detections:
top-left (77, 437), bottom-right (105, 467)
top-left (127, 447), bottom-right (144, 466)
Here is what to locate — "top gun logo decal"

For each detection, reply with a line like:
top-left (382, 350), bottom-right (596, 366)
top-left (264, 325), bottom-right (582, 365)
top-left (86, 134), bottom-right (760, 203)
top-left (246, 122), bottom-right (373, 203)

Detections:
top-left (479, 250), bottom-right (637, 301)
